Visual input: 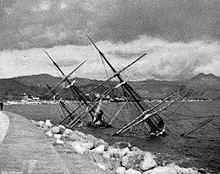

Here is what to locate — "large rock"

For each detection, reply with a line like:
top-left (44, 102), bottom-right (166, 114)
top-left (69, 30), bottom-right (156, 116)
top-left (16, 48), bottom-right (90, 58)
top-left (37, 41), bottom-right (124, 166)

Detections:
top-left (51, 126), bottom-right (60, 134)
top-left (80, 140), bottom-right (94, 150)
top-left (125, 168), bottom-right (141, 174)
top-left (45, 120), bottom-right (53, 128)
top-left (36, 121), bottom-right (45, 128)
top-left (53, 134), bottom-right (62, 139)
top-left (55, 139), bottom-right (64, 145)
top-left (90, 144), bottom-right (105, 154)
top-left (85, 152), bottom-right (113, 171)
top-left (107, 147), bottom-right (121, 159)
top-left (87, 134), bottom-right (98, 143)
top-left (140, 152), bottom-right (157, 171)
top-left (69, 141), bottom-right (88, 154)
top-left (113, 142), bottom-right (132, 149)
top-left (71, 130), bottom-right (88, 143)
top-left (103, 151), bottom-right (111, 159)
top-left (122, 151), bottom-right (143, 169)
top-left (96, 163), bottom-right (108, 170)
top-left (116, 167), bottom-right (126, 174)
top-left (45, 130), bottom-right (53, 138)
top-left (67, 132), bottom-right (81, 141)
top-left (62, 128), bottom-right (73, 137)
top-left (94, 138), bottom-right (108, 150)
top-left (58, 125), bottom-right (65, 134)
top-left (119, 147), bottom-right (130, 158)
top-left (42, 125), bottom-right (50, 132)
top-left (110, 158), bottom-right (121, 171)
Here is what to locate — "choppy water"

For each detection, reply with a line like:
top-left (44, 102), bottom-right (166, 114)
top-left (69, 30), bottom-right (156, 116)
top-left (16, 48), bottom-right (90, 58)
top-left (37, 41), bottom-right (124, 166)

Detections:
top-left (79, 126), bottom-right (220, 173)
top-left (4, 101), bottom-right (220, 173)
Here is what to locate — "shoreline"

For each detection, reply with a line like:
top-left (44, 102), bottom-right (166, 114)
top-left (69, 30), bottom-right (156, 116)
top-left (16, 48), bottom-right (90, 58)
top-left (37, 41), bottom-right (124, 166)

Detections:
top-left (33, 119), bottom-right (214, 174)
top-left (0, 111), bottom-right (218, 173)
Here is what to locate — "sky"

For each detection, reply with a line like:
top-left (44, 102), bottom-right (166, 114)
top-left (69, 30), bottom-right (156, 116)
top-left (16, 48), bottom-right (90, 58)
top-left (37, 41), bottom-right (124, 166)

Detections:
top-left (0, 0), bottom-right (220, 80)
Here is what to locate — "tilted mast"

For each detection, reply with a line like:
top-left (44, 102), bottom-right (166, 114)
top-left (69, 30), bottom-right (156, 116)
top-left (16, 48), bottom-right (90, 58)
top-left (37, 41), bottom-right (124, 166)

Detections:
top-left (87, 36), bottom-right (150, 112)
top-left (87, 36), bottom-right (166, 135)
top-left (46, 84), bottom-right (72, 116)
top-left (45, 51), bottom-right (89, 106)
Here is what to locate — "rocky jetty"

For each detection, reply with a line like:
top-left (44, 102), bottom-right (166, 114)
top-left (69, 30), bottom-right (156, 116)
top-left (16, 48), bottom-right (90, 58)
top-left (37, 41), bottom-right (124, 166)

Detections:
top-left (32, 120), bottom-right (211, 174)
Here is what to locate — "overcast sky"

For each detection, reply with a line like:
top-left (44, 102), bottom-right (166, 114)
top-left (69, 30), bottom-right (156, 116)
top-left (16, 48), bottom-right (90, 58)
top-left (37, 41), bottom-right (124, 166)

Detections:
top-left (0, 0), bottom-right (220, 80)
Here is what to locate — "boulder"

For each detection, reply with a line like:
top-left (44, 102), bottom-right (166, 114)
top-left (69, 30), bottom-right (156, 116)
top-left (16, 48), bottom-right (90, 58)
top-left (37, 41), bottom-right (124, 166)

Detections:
top-left (67, 132), bottom-right (81, 141)
top-left (71, 130), bottom-right (88, 143)
top-left (45, 120), bottom-right (53, 128)
top-left (103, 151), bottom-right (111, 159)
top-left (53, 134), bottom-right (62, 139)
top-left (125, 168), bottom-right (141, 174)
top-left (85, 151), bottom-right (113, 170)
top-left (80, 141), bottom-right (94, 150)
top-left (107, 147), bottom-right (120, 159)
top-left (45, 130), bottom-right (53, 138)
top-left (119, 147), bottom-right (130, 158)
top-left (70, 141), bottom-right (88, 154)
top-left (62, 128), bottom-right (73, 137)
top-left (51, 126), bottom-right (60, 134)
top-left (90, 144), bottom-right (105, 154)
top-left (113, 142), bottom-right (132, 149)
top-left (55, 139), bottom-right (64, 145)
top-left (58, 124), bottom-right (65, 129)
top-left (87, 134), bottom-right (98, 143)
top-left (140, 152), bottom-right (157, 171)
top-left (73, 130), bottom-right (87, 137)
top-left (42, 125), bottom-right (50, 132)
top-left (37, 121), bottom-right (45, 128)
top-left (116, 167), bottom-right (126, 174)
top-left (96, 163), bottom-right (107, 170)
top-left (122, 151), bottom-right (143, 169)
top-left (173, 164), bottom-right (200, 174)
top-left (94, 138), bottom-right (108, 150)
top-left (58, 125), bottom-right (66, 134)
top-left (110, 158), bottom-right (121, 171)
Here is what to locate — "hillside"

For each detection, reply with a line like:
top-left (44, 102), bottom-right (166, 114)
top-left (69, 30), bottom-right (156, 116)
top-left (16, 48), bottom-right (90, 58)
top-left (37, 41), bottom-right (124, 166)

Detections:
top-left (0, 73), bottom-right (219, 100)
top-left (0, 78), bottom-right (37, 100)
top-left (186, 73), bottom-right (220, 89)
top-left (13, 74), bottom-right (62, 87)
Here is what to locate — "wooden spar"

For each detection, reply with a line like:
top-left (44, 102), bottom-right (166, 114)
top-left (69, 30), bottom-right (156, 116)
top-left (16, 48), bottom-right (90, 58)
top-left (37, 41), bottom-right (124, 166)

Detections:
top-left (88, 53), bottom-right (147, 93)
top-left (59, 104), bottom-right (84, 124)
top-left (113, 92), bottom-right (187, 136)
top-left (109, 101), bottom-right (128, 125)
top-left (68, 87), bottom-right (114, 128)
top-left (46, 61), bottom-right (85, 96)
top-left (87, 36), bottom-right (146, 111)
top-left (45, 51), bottom-right (65, 76)
top-left (45, 52), bottom-right (89, 106)
top-left (87, 36), bottom-right (169, 135)
top-left (46, 84), bottom-right (72, 116)
top-left (68, 82), bottom-right (125, 128)
top-left (181, 115), bottom-right (219, 137)
top-left (112, 92), bottom-right (177, 135)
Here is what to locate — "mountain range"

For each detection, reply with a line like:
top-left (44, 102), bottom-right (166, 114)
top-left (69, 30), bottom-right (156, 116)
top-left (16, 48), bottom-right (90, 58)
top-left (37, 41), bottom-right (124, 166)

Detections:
top-left (0, 73), bottom-right (220, 100)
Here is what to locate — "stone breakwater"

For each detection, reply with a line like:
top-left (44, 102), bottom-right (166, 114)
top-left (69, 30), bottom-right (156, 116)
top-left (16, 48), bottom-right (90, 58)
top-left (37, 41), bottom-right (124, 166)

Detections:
top-left (32, 120), bottom-right (212, 174)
